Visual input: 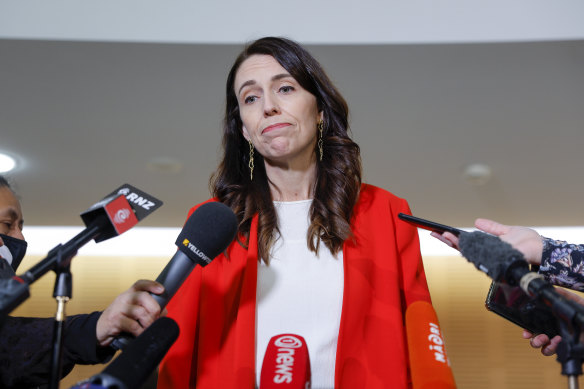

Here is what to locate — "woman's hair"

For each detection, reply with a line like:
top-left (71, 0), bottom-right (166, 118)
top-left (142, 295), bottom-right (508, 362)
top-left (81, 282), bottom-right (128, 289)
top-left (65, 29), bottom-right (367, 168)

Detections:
top-left (210, 37), bottom-right (362, 263)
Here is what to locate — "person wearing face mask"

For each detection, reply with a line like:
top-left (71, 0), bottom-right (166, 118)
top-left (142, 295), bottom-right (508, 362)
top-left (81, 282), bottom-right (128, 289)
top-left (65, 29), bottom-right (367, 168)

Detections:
top-left (158, 37), bottom-right (432, 389)
top-left (0, 176), bottom-right (165, 389)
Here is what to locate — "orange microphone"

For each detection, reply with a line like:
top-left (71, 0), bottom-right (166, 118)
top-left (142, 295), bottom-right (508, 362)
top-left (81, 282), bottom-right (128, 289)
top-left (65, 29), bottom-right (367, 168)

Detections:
top-left (405, 301), bottom-right (456, 389)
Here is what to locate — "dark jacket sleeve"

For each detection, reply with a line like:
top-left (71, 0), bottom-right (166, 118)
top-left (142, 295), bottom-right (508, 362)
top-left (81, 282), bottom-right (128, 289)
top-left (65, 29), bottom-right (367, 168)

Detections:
top-left (0, 312), bottom-right (115, 389)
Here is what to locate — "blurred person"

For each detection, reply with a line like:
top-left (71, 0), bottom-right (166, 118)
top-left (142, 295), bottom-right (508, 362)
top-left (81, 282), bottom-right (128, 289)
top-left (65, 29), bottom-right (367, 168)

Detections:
top-left (0, 175), bottom-right (164, 388)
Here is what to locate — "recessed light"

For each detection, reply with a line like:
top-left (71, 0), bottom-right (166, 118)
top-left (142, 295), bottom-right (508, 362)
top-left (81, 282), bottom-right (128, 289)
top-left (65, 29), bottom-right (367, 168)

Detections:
top-left (146, 157), bottom-right (183, 174)
top-left (463, 163), bottom-right (492, 186)
top-left (0, 153), bottom-right (16, 173)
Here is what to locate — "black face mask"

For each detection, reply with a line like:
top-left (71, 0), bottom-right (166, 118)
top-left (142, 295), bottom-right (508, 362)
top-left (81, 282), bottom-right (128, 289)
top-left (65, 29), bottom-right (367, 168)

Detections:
top-left (0, 233), bottom-right (28, 271)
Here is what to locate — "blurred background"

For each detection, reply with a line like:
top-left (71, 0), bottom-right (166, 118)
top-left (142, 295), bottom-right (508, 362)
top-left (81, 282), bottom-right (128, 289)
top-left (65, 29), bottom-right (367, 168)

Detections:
top-left (2, 1), bottom-right (584, 387)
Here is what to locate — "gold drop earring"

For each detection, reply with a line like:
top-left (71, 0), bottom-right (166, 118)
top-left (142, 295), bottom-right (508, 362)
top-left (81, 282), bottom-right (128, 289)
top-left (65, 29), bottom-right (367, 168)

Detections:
top-left (317, 120), bottom-right (324, 161)
top-left (248, 140), bottom-right (254, 181)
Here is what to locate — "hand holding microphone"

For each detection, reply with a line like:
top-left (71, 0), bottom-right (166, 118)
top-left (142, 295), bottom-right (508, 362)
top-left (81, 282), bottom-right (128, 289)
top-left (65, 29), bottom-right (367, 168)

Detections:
top-left (95, 279), bottom-right (165, 347)
top-left (111, 201), bottom-right (237, 349)
top-left (430, 218), bottom-right (544, 267)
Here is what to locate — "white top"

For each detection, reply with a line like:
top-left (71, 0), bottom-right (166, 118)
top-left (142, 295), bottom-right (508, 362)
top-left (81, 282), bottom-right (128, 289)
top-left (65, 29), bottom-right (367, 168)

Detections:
top-left (256, 200), bottom-right (344, 389)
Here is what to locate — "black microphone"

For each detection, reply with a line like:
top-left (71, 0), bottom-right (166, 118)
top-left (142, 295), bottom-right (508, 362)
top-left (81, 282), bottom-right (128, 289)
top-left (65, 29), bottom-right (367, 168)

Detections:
top-left (458, 231), bottom-right (584, 328)
top-left (150, 201), bottom-right (237, 308)
top-left (111, 201), bottom-right (237, 349)
top-left (71, 316), bottom-right (179, 389)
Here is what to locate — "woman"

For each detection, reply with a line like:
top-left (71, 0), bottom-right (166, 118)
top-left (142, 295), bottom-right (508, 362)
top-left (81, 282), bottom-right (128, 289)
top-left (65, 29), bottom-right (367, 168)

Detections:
top-left (158, 37), bottom-right (431, 388)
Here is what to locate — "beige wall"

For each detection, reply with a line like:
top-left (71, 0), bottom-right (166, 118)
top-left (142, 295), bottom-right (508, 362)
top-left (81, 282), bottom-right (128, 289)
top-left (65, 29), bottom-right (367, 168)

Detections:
top-left (12, 254), bottom-right (568, 388)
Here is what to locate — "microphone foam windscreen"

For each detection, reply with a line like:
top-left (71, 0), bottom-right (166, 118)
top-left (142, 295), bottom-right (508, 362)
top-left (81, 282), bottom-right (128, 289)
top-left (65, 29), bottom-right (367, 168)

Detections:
top-left (458, 231), bottom-right (524, 281)
top-left (406, 301), bottom-right (456, 389)
top-left (94, 316), bottom-right (179, 389)
top-left (175, 202), bottom-right (237, 266)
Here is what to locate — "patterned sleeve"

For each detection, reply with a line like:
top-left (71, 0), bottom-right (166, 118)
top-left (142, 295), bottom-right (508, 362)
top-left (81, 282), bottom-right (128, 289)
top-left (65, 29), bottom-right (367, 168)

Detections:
top-left (538, 237), bottom-right (584, 291)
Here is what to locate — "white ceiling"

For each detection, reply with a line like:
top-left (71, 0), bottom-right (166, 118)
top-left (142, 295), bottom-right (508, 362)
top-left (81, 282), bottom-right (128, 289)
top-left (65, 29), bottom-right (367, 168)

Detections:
top-left (1, 2), bottom-right (583, 231)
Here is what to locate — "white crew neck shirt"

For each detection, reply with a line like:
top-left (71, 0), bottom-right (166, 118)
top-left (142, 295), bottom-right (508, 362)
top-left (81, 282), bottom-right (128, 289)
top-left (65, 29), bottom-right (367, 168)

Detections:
top-left (255, 200), bottom-right (344, 389)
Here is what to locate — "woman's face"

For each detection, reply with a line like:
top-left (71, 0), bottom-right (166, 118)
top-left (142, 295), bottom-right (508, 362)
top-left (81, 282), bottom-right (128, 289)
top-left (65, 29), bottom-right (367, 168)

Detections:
top-left (234, 54), bottom-right (322, 165)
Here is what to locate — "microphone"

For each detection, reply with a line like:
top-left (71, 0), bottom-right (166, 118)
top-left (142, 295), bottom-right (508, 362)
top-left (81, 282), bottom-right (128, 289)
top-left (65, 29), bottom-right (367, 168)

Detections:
top-left (405, 301), bottom-right (456, 389)
top-left (0, 184), bottom-right (161, 318)
top-left (458, 231), bottom-right (584, 328)
top-left (111, 201), bottom-right (237, 349)
top-left (260, 334), bottom-right (311, 389)
top-left (149, 201), bottom-right (237, 308)
top-left (70, 316), bottom-right (179, 389)
top-left (80, 183), bottom-right (163, 243)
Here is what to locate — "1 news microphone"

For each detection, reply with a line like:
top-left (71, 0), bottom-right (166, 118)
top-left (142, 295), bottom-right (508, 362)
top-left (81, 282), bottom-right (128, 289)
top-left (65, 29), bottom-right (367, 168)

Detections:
top-left (70, 316), bottom-right (179, 389)
top-left (111, 201), bottom-right (237, 350)
top-left (405, 301), bottom-right (456, 389)
top-left (458, 231), bottom-right (584, 328)
top-left (260, 334), bottom-right (311, 389)
top-left (0, 184), bottom-right (162, 318)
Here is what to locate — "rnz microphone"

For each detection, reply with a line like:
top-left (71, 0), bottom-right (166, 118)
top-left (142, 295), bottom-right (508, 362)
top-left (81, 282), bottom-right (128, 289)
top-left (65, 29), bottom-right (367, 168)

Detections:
top-left (260, 334), bottom-right (311, 389)
top-left (81, 183), bottom-right (163, 243)
top-left (405, 301), bottom-right (456, 389)
top-left (1, 185), bottom-right (161, 318)
top-left (71, 316), bottom-right (179, 389)
top-left (111, 201), bottom-right (237, 350)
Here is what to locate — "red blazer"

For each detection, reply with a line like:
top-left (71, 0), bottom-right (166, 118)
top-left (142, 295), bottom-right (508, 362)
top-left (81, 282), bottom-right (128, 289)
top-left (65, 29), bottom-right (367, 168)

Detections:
top-left (158, 184), bottom-right (431, 388)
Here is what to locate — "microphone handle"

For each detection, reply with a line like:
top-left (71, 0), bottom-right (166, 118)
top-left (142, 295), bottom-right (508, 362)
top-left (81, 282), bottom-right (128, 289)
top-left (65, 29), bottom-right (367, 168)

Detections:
top-left (511, 266), bottom-right (584, 328)
top-left (151, 251), bottom-right (198, 309)
top-left (110, 251), bottom-right (197, 350)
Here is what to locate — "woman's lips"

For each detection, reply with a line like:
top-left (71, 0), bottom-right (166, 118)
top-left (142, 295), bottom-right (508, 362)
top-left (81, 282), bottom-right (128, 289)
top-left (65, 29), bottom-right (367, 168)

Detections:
top-left (261, 123), bottom-right (290, 134)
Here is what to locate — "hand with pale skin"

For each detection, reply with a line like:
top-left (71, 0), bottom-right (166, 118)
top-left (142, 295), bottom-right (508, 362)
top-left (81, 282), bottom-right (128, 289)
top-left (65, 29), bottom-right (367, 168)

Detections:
top-left (96, 279), bottom-right (166, 347)
top-left (431, 218), bottom-right (544, 266)
top-left (430, 218), bottom-right (564, 356)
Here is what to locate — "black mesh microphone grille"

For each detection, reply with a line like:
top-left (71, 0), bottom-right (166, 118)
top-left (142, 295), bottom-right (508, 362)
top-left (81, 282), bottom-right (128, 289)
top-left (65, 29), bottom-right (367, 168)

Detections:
top-left (175, 202), bottom-right (237, 266)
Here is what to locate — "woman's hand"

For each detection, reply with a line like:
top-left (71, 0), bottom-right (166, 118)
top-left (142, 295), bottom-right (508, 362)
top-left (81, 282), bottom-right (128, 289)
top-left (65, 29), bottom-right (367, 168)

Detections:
top-left (474, 218), bottom-right (543, 266)
top-left (430, 231), bottom-right (460, 250)
top-left (431, 218), bottom-right (544, 266)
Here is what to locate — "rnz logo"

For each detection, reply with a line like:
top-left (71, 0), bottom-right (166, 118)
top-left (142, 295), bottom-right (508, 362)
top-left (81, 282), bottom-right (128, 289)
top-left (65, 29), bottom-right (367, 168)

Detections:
top-left (118, 187), bottom-right (155, 210)
top-left (113, 208), bottom-right (131, 225)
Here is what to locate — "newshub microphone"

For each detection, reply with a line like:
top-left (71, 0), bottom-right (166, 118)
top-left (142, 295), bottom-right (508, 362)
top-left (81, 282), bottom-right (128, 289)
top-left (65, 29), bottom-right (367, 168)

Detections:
top-left (405, 301), bottom-right (456, 389)
top-left (458, 231), bottom-right (584, 328)
top-left (71, 316), bottom-right (179, 389)
top-left (0, 184), bottom-right (161, 318)
top-left (111, 201), bottom-right (237, 350)
top-left (260, 334), bottom-right (311, 389)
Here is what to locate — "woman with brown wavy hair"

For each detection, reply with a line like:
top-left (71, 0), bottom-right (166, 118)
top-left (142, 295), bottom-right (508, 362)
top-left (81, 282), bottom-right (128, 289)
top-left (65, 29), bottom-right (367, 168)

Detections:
top-left (159, 37), bottom-right (432, 389)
